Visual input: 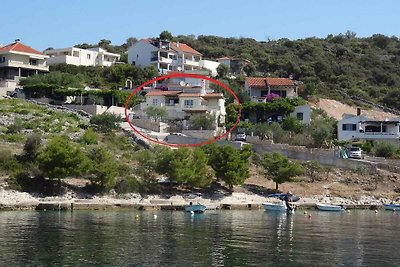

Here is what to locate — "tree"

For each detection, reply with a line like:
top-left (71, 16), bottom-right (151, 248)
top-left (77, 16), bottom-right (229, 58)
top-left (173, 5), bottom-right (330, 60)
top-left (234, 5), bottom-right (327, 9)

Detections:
top-left (87, 147), bottom-right (118, 191)
top-left (310, 118), bottom-right (336, 148)
top-left (303, 160), bottom-right (323, 182)
top-left (146, 106), bottom-right (167, 121)
top-left (80, 128), bottom-right (98, 145)
top-left (159, 31), bottom-right (173, 41)
top-left (282, 116), bottom-right (304, 134)
top-left (125, 37), bottom-right (138, 47)
top-left (262, 152), bottom-right (303, 190)
top-left (217, 64), bottom-right (229, 78)
top-left (203, 144), bottom-right (251, 189)
top-left (90, 112), bottom-right (121, 132)
top-left (22, 134), bottom-right (42, 162)
top-left (37, 136), bottom-right (90, 190)
top-left (165, 148), bottom-right (212, 187)
top-left (188, 114), bottom-right (216, 130)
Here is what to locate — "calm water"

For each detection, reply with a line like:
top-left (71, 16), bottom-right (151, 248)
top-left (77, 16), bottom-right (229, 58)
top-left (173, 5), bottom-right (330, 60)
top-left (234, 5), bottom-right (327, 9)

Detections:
top-left (0, 210), bottom-right (399, 266)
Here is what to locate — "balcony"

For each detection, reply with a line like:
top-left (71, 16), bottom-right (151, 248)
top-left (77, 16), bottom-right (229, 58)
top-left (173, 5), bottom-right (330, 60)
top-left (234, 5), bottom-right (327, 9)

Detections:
top-left (184, 59), bottom-right (200, 67)
top-left (182, 105), bottom-right (209, 112)
top-left (150, 56), bottom-right (173, 64)
top-left (0, 60), bottom-right (49, 71)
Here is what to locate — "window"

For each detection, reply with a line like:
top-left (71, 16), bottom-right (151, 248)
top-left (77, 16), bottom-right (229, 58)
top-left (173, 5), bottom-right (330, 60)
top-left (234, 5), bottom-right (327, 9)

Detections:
top-left (296, 112), bottom-right (304, 121)
top-left (152, 98), bottom-right (158, 105)
top-left (0, 57), bottom-right (5, 63)
top-left (342, 124), bottom-right (357, 131)
top-left (87, 54), bottom-right (91, 60)
top-left (184, 100), bottom-right (194, 107)
top-left (29, 59), bottom-right (38, 65)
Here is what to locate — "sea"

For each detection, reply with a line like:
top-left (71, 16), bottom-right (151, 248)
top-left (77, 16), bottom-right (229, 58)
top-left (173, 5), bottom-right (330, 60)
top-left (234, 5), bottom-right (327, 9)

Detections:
top-left (0, 209), bottom-right (399, 266)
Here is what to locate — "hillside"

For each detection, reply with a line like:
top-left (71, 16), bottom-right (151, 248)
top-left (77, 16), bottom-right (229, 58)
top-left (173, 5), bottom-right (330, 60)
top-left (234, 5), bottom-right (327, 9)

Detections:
top-left (172, 33), bottom-right (400, 111)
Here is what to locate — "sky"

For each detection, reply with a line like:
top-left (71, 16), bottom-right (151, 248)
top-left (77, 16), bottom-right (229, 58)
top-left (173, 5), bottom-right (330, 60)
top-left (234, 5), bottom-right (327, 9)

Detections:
top-left (2, 0), bottom-right (400, 50)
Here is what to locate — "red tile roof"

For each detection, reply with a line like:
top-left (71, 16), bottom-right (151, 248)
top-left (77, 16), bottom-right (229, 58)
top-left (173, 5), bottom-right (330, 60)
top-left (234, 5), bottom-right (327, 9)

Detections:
top-left (216, 56), bottom-right (231, 61)
top-left (246, 77), bottom-right (294, 88)
top-left (171, 42), bottom-right (202, 56)
top-left (203, 93), bottom-right (224, 99)
top-left (178, 93), bottom-right (202, 97)
top-left (0, 42), bottom-right (47, 56)
top-left (146, 90), bottom-right (180, 96)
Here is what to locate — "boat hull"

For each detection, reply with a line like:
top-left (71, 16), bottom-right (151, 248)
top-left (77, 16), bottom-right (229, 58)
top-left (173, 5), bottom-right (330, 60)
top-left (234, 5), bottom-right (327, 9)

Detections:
top-left (383, 204), bottom-right (400, 211)
top-left (185, 204), bottom-right (206, 213)
top-left (316, 203), bottom-right (345, 211)
top-left (262, 203), bottom-right (288, 212)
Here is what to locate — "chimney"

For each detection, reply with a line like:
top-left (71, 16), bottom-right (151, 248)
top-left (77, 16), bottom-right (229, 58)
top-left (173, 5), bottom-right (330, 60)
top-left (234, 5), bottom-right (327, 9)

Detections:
top-left (15, 39), bottom-right (20, 42)
top-left (356, 107), bottom-right (361, 116)
top-left (176, 41), bottom-right (180, 47)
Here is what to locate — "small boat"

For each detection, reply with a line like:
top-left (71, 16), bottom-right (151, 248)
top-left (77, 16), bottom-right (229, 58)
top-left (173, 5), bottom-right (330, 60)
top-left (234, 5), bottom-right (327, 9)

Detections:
top-left (316, 203), bottom-right (346, 211)
top-left (185, 204), bottom-right (206, 213)
top-left (262, 202), bottom-right (295, 214)
top-left (383, 203), bottom-right (400, 211)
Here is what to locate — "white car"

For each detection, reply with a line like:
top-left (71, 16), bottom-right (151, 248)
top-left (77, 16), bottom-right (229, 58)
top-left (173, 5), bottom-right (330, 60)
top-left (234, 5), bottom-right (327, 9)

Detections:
top-left (235, 132), bottom-right (246, 141)
top-left (348, 147), bottom-right (362, 159)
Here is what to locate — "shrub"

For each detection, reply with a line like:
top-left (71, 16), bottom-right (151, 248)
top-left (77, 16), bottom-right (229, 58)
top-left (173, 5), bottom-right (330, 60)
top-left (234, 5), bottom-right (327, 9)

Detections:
top-left (81, 128), bottom-right (98, 145)
top-left (374, 142), bottom-right (396, 158)
top-left (114, 176), bottom-right (140, 194)
top-left (90, 113), bottom-right (121, 132)
top-left (188, 114), bottom-right (216, 130)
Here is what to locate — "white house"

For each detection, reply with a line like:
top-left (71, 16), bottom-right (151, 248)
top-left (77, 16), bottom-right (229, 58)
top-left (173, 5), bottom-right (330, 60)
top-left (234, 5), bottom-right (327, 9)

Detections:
top-left (245, 77), bottom-right (298, 102)
top-left (338, 114), bottom-right (400, 142)
top-left (136, 75), bottom-right (226, 129)
top-left (0, 40), bottom-right (49, 94)
top-left (45, 47), bottom-right (120, 67)
top-left (291, 105), bottom-right (312, 124)
top-left (128, 39), bottom-right (219, 75)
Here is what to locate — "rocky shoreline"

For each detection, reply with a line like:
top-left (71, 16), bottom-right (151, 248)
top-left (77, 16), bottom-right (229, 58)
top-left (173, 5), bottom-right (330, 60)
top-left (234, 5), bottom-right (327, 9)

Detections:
top-left (0, 189), bottom-right (395, 211)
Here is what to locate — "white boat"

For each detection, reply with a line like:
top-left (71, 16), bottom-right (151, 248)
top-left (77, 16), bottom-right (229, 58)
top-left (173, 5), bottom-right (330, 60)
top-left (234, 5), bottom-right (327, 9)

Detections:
top-left (185, 204), bottom-right (206, 213)
top-left (383, 203), bottom-right (400, 211)
top-left (316, 203), bottom-right (346, 211)
top-left (262, 202), bottom-right (294, 213)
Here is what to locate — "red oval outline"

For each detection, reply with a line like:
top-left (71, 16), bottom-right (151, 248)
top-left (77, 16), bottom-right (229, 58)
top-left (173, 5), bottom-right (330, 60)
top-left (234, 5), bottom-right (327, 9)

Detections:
top-left (124, 73), bottom-right (241, 147)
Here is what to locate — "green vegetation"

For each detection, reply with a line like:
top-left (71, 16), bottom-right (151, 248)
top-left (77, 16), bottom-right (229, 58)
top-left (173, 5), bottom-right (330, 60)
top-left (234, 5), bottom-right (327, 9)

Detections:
top-left (188, 114), bottom-right (216, 130)
top-left (145, 106), bottom-right (167, 121)
top-left (172, 32), bottom-right (400, 110)
top-left (80, 128), bottom-right (98, 145)
top-left (90, 113), bottom-right (121, 132)
top-left (373, 141), bottom-right (397, 158)
top-left (262, 152), bottom-right (303, 190)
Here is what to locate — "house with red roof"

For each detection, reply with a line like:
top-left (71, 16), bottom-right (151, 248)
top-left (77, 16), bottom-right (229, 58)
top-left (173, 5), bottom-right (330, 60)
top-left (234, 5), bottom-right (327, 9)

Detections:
top-left (127, 39), bottom-right (219, 75)
top-left (245, 77), bottom-right (299, 102)
top-left (0, 40), bottom-right (49, 92)
top-left (134, 76), bottom-right (226, 131)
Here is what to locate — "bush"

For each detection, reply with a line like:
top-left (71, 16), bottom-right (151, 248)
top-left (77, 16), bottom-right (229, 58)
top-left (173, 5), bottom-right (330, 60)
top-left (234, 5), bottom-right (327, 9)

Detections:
top-left (81, 128), bottom-right (98, 145)
top-left (188, 114), bottom-right (216, 130)
top-left (374, 142), bottom-right (396, 158)
top-left (114, 176), bottom-right (140, 194)
top-left (90, 113), bottom-right (121, 132)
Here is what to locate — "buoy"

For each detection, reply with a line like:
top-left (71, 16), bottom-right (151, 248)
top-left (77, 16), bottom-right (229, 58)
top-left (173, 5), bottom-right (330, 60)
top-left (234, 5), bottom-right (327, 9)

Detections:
top-left (374, 210), bottom-right (378, 214)
top-left (308, 214), bottom-right (312, 218)
top-left (135, 214), bottom-right (139, 220)
top-left (153, 214), bottom-right (157, 219)
top-left (347, 210), bottom-right (350, 213)
top-left (392, 209), bottom-right (396, 212)
top-left (190, 211), bottom-right (194, 216)
top-left (304, 211), bottom-right (307, 215)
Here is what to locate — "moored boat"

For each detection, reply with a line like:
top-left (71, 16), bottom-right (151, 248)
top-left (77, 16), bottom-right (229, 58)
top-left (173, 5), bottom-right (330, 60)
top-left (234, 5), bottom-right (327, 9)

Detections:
top-left (262, 202), bottom-right (287, 212)
top-left (185, 204), bottom-right (206, 213)
top-left (316, 203), bottom-right (346, 211)
top-left (383, 203), bottom-right (400, 211)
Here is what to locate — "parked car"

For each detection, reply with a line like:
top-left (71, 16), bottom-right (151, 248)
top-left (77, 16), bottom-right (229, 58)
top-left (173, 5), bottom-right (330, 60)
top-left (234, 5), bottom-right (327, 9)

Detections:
top-left (348, 147), bottom-right (362, 159)
top-left (235, 132), bottom-right (246, 141)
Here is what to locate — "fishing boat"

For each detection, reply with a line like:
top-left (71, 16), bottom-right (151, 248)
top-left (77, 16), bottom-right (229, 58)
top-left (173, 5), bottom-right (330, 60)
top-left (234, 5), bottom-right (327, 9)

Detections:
top-left (185, 204), bottom-right (206, 213)
top-left (316, 203), bottom-right (346, 211)
top-left (383, 203), bottom-right (400, 211)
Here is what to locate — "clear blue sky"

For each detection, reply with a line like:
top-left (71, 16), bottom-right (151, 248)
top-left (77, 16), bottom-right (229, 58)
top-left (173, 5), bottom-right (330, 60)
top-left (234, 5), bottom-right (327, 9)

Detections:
top-left (3, 0), bottom-right (400, 50)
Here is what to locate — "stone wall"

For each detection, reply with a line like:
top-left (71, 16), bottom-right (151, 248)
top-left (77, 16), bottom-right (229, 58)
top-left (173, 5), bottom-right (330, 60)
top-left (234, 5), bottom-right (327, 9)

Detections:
top-left (131, 119), bottom-right (162, 132)
top-left (165, 135), bottom-right (243, 149)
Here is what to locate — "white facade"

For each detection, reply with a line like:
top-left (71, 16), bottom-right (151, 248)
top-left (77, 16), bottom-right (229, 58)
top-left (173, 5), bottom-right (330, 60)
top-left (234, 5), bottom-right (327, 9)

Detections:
top-left (338, 114), bottom-right (400, 141)
top-left (199, 59), bottom-right (220, 77)
top-left (245, 77), bottom-right (298, 102)
top-left (291, 105), bottom-right (312, 124)
top-left (0, 41), bottom-right (49, 92)
top-left (128, 39), bottom-right (219, 75)
top-left (45, 47), bottom-right (120, 67)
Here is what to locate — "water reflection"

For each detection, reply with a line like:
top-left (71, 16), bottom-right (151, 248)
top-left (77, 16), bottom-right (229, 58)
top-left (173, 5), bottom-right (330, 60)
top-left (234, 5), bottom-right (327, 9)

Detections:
top-left (0, 210), bottom-right (399, 266)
